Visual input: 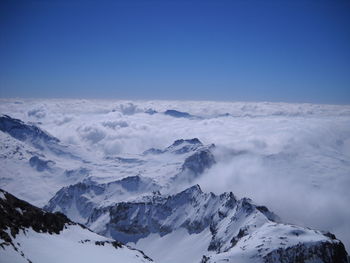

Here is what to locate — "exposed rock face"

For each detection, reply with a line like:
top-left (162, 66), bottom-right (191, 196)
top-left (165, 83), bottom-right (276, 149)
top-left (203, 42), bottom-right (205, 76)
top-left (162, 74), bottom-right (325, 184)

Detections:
top-left (181, 148), bottom-right (216, 176)
top-left (0, 189), bottom-right (71, 245)
top-left (263, 241), bottom-right (348, 263)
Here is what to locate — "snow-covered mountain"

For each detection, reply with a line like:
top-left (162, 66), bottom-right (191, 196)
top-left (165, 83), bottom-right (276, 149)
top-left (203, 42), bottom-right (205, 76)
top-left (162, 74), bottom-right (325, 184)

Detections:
top-left (44, 140), bottom-right (215, 224)
top-left (46, 184), bottom-right (348, 263)
top-left (0, 189), bottom-right (153, 263)
top-left (44, 176), bottom-right (162, 223)
top-left (0, 115), bottom-right (60, 149)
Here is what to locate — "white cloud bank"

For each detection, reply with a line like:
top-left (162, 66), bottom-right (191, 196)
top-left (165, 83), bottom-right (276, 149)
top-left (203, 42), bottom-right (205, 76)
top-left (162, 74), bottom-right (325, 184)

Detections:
top-left (1, 98), bottom-right (350, 250)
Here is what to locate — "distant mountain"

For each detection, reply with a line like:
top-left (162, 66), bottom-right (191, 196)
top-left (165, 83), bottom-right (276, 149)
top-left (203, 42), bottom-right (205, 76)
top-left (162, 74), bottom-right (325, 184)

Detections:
top-left (143, 138), bottom-right (216, 183)
top-left (164, 109), bottom-right (194, 118)
top-left (0, 115), bottom-right (59, 150)
top-left (0, 189), bottom-right (153, 263)
top-left (0, 115), bottom-right (76, 158)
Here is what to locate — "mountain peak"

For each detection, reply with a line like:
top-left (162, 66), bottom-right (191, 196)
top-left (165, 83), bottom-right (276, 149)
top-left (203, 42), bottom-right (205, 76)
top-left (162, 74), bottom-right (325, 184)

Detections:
top-left (165, 138), bottom-right (205, 155)
top-left (143, 138), bottom-right (203, 155)
top-left (180, 184), bottom-right (203, 195)
top-left (172, 138), bottom-right (202, 146)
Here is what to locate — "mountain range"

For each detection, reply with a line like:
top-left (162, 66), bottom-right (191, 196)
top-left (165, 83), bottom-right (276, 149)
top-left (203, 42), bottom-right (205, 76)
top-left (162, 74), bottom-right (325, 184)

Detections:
top-left (0, 110), bottom-right (349, 263)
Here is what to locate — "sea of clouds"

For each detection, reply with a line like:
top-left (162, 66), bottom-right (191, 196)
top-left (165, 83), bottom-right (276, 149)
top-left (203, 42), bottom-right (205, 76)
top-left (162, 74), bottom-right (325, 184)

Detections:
top-left (1, 98), bottom-right (350, 250)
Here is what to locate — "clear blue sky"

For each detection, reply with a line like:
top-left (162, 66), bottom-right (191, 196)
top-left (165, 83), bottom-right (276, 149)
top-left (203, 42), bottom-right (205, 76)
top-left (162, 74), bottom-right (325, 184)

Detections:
top-left (1, 0), bottom-right (349, 103)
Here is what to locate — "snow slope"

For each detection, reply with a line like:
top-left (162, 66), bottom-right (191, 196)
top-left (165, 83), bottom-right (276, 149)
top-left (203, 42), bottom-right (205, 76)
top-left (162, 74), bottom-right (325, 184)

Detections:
top-left (0, 189), bottom-right (153, 263)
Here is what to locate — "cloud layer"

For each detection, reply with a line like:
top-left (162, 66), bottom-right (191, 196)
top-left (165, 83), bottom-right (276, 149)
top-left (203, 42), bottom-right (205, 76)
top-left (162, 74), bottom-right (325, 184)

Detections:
top-left (1, 98), bottom-right (350, 250)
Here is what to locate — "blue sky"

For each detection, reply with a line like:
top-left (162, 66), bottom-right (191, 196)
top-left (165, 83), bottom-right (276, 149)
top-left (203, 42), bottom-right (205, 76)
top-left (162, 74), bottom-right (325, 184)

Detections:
top-left (0, 0), bottom-right (349, 103)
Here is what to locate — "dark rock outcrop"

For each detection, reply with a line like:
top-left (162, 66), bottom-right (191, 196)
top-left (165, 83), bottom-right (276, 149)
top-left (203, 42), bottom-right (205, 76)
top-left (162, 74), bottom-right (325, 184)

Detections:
top-left (263, 241), bottom-right (348, 263)
top-left (0, 189), bottom-right (72, 246)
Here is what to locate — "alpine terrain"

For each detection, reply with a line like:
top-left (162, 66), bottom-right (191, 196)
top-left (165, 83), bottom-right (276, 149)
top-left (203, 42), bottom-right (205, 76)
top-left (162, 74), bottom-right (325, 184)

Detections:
top-left (1, 99), bottom-right (349, 263)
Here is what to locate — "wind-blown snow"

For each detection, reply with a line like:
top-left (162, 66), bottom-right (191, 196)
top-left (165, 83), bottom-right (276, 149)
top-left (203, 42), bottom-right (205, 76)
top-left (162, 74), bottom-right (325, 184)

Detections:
top-left (1, 98), bottom-right (350, 251)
